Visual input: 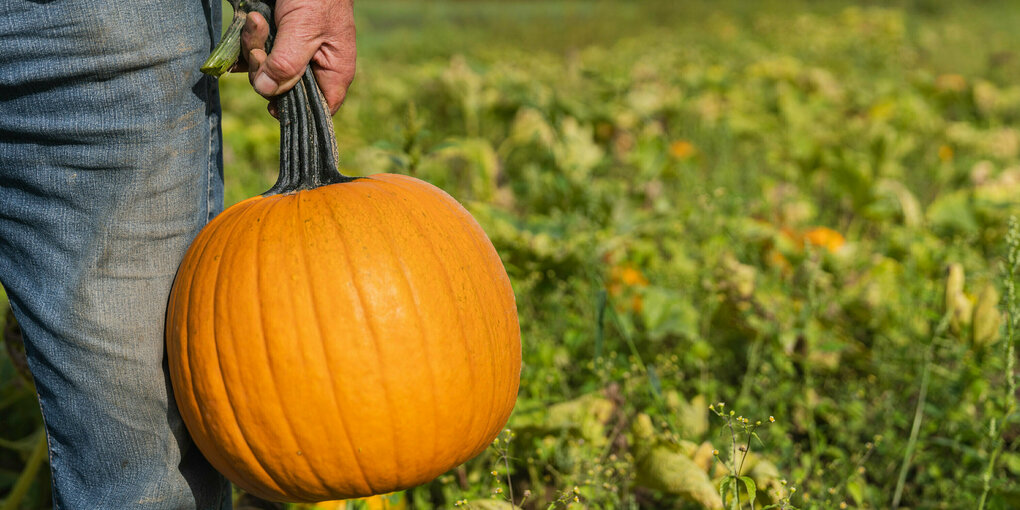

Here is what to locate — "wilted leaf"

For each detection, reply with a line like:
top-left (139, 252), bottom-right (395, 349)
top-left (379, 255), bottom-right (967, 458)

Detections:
top-left (946, 263), bottom-right (973, 335)
top-left (693, 442), bottom-right (716, 473)
top-left (465, 500), bottom-right (520, 510)
top-left (718, 253), bottom-right (756, 300)
top-left (676, 395), bottom-right (709, 439)
top-left (876, 179), bottom-right (923, 227)
top-left (945, 263), bottom-right (966, 312)
top-left (545, 394), bottom-right (614, 430)
top-left (420, 138), bottom-right (500, 201)
top-left (971, 283), bottom-right (1002, 346)
top-left (553, 117), bottom-right (604, 181)
top-left (636, 444), bottom-right (724, 509)
top-left (631, 414), bottom-right (723, 509)
top-left (513, 394), bottom-right (614, 446)
top-left (506, 107), bottom-right (556, 149)
top-left (748, 458), bottom-right (783, 498)
top-left (310, 493), bottom-right (406, 510)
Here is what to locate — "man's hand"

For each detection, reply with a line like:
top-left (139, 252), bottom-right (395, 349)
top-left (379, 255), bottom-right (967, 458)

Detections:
top-left (233, 0), bottom-right (356, 115)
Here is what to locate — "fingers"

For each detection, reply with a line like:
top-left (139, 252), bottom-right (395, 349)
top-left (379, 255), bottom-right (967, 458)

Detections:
top-left (246, 47), bottom-right (279, 118)
top-left (250, 13), bottom-right (319, 99)
top-left (230, 11), bottom-right (270, 73)
top-left (235, 0), bottom-right (357, 116)
top-left (311, 34), bottom-right (357, 114)
top-left (246, 44), bottom-right (267, 88)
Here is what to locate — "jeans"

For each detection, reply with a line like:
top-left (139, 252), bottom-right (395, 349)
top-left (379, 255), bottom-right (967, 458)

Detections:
top-left (0, 0), bottom-right (232, 507)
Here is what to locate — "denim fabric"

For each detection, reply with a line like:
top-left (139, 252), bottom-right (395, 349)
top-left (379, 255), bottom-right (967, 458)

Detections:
top-left (0, 0), bottom-right (231, 508)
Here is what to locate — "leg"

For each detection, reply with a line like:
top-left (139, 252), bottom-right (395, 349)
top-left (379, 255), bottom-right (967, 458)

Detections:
top-left (0, 0), bottom-right (230, 507)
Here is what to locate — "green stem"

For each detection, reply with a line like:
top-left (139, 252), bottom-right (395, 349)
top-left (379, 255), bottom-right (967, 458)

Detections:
top-left (978, 216), bottom-right (1020, 509)
top-left (207, 0), bottom-right (349, 195)
top-left (0, 432), bottom-right (41, 452)
top-left (200, 7), bottom-right (246, 77)
top-left (0, 432), bottom-right (47, 510)
top-left (892, 312), bottom-right (947, 510)
top-left (232, 0), bottom-right (350, 195)
top-left (503, 446), bottom-right (515, 506)
top-left (728, 419), bottom-right (741, 509)
top-left (977, 422), bottom-right (1000, 510)
top-left (736, 333), bottom-right (762, 407)
top-left (891, 347), bottom-right (930, 509)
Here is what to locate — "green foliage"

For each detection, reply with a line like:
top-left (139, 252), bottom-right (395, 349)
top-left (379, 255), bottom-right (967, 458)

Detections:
top-left (4, 0), bottom-right (1020, 508)
top-left (0, 293), bottom-right (49, 508)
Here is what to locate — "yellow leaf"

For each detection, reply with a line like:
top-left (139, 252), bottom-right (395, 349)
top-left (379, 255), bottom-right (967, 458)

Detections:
top-left (676, 394), bottom-right (709, 439)
top-left (935, 73), bottom-right (967, 92)
top-left (669, 140), bottom-right (697, 159)
top-left (630, 414), bottom-right (722, 508)
top-left (307, 500), bottom-right (346, 510)
top-left (465, 500), bottom-right (520, 510)
top-left (946, 264), bottom-right (973, 335)
top-left (692, 442), bottom-right (716, 473)
top-left (803, 227), bottom-right (845, 253)
top-left (635, 444), bottom-right (724, 509)
top-left (938, 144), bottom-right (954, 162)
top-left (719, 254), bottom-right (756, 299)
top-left (972, 283), bottom-right (1002, 347)
top-left (314, 493), bottom-right (406, 510)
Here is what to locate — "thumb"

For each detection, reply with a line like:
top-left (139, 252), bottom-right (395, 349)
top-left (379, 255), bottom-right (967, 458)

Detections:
top-left (251, 21), bottom-right (318, 97)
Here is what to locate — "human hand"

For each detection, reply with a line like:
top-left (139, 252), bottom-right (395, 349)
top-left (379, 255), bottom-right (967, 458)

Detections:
top-left (232, 0), bottom-right (356, 115)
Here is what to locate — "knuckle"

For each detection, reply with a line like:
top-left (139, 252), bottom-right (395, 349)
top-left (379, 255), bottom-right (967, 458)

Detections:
top-left (269, 53), bottom-right (306, 80)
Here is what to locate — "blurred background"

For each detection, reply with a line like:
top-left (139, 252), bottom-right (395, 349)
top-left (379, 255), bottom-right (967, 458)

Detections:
top-left (3, 0), bottom-right (1020, 508)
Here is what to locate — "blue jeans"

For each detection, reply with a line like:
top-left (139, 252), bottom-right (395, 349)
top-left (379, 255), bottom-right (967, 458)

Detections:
top-left (0, 0), bottom-right (232, 507)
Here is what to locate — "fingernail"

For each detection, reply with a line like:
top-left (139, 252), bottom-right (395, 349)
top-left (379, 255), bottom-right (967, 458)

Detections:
top-left (253, 73), bottom-right (277, 96)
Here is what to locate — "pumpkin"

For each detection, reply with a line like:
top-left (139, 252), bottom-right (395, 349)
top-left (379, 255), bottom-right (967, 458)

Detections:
top-left (168, 8), bottom-right (520, 502)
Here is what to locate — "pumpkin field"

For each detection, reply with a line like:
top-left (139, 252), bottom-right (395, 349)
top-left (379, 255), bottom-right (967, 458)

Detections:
top-left (3, 0), bottom-right (1020, 508)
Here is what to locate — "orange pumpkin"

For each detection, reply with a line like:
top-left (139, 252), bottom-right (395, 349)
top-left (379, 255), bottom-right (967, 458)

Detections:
top-left (166, 64), bottom-right (520, 501)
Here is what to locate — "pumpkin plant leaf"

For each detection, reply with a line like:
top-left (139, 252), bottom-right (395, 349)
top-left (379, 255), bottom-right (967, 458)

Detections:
top-left (634, 439), bottom-right (724, 508)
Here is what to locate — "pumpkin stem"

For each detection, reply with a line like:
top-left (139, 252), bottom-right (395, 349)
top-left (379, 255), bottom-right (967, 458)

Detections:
top-left (249, 1), bottom-right (350, 195)
top-left (200, 7), bottom-right (245, 77)
top-left (265, 67), bottom-right (352, 195)
top-left (201, 0), bottom-right (261, 77)
top-left (201, 0), bottom-right (349, 194)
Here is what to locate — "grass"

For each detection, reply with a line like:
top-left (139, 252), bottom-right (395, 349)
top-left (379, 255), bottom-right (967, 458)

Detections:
top-left (3, 0), bottom-right (1020, 508)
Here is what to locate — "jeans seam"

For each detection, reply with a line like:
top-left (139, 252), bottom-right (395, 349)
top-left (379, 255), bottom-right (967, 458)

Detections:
top-left (33, 385), bottom-right (60, 509)
top-left (206, 86), bottom-right (214, 223)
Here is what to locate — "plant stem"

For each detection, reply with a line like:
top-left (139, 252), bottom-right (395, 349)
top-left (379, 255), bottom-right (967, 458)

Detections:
top-left (0, 431), bottom-right (47, 510)
top-left (200, 7), bottom-right (246, 77)
top-left (266, 68), bottom-right (350, 195)
top-left (891, 332), bottom-right (939, 508)
top-left (737, 425), bottom-right (755, 477)
top-left (977, 418), bottom-right (1001, 510)
top-left (503, 443), bottom-right (515, 506)
top-left (727, 417), bottom-right (741, 510)
top-left (978, 216), bottom-right (1020, 509)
